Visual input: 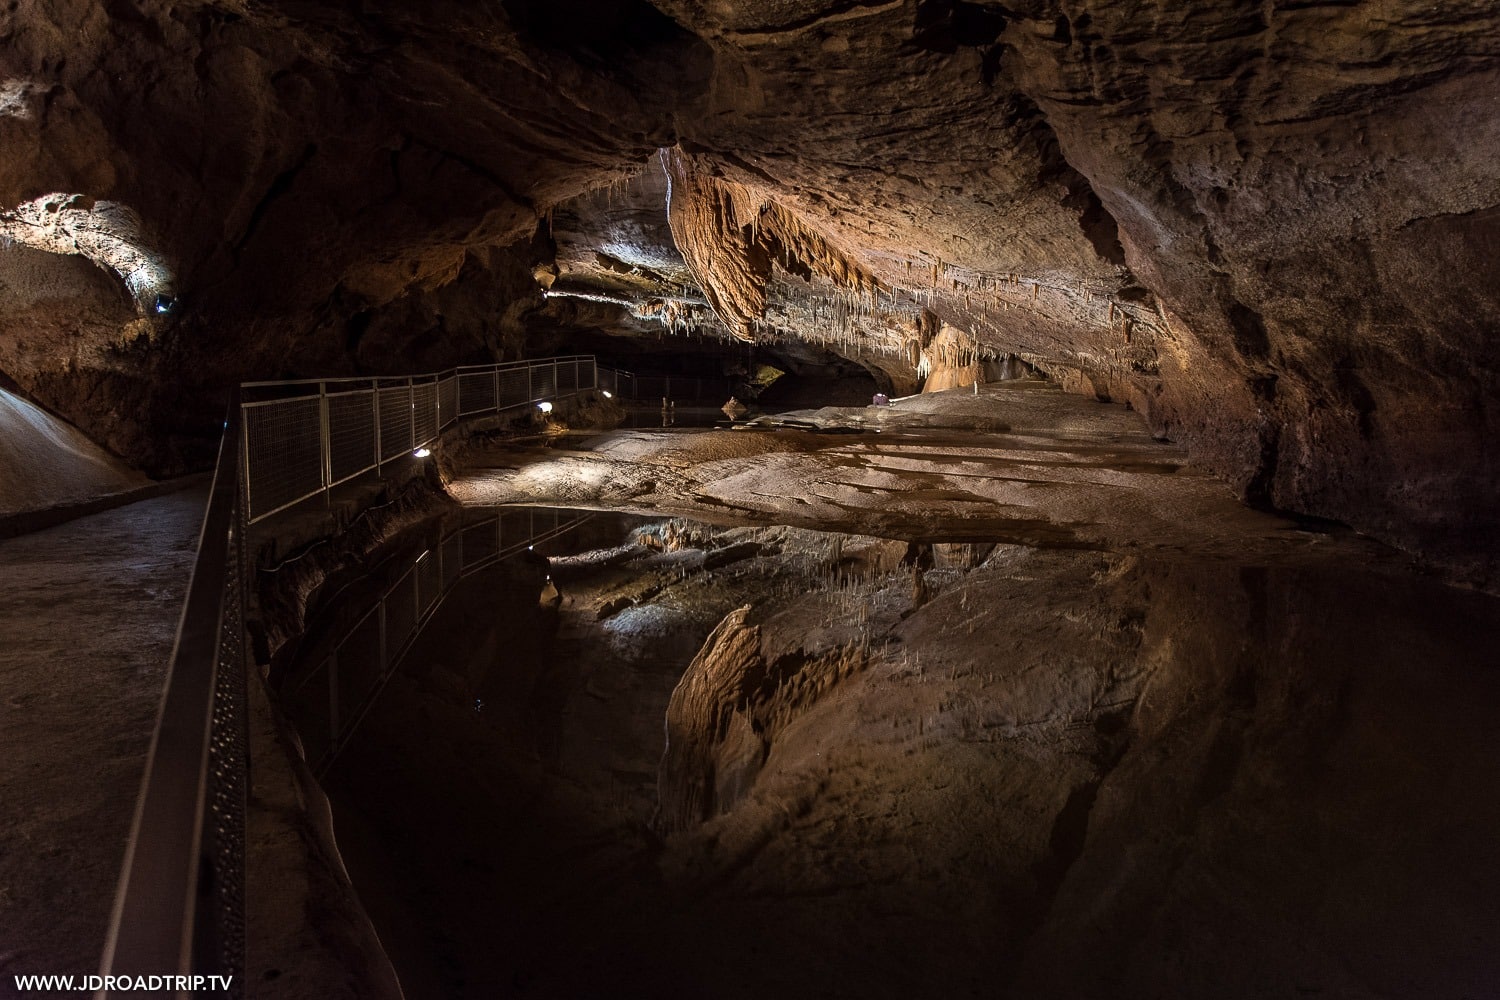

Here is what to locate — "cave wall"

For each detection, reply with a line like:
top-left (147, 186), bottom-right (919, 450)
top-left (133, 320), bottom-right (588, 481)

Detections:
top-left (1, 0), bottom-right (1496, 579)
top-left (0, 0), bottom-right (706, 470)
top-left (642, 0), bottom-right (1500, 583)
top-left (1003, 0), bottom-right (1500, 582)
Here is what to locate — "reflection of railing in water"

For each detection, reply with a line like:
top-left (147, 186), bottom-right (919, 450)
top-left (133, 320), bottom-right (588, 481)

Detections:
top-left (281, 508), bottom-right (591, 777)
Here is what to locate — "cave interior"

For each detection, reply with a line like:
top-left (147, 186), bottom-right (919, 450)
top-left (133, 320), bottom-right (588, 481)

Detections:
top-left (1, 1), bottom-right (1499, 998)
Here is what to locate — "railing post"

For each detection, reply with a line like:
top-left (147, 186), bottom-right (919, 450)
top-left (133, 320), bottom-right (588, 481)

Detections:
top-left (491, 368), bottom-right (499, 414)
top-left (239, 402), bottom-right (253, 523)
top-left (328, 651), bottom-right (339, 739)
top-left (407, 377), bottom-right (415, 451)
top-left (372, 379), bottom-right (383, 475)
top-left (318, 382), bottom-right (332, 509)
top-left (377, 600), bottom-right (388, 673)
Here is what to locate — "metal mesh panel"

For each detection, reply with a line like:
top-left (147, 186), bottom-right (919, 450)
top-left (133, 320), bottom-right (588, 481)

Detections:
top-left (458, 372), bottom-right (496, 415)
top-left (635, 376), bottom-right (668, 401)
top-left (557, 360), bottom-right (578, 393)
top-left (244, 397), bottom-right (322, 521)
top-left (379, 386), bottom-right (412, 461)
top-left (499, 509), bottom-right (531, 551)
top-left (438, 376), bottom-right (459, 428)
top-left (442, 533), bottom-right (463, 588)
top-left (327, 391), bottom-right (376, 485)
top-left (462, 520), bottom-right (498, 569)
top-left (417, 550), bottom-right (442, 617)
top-left (498, 369), bottom-right (528, 408)
top-left (206, 531), bottom-right (247, 997)
top-left (334, 610), bottom-right (383, 711)
top-left (384, 571), bottom-right (419, 659)
top-left (284, 660), bottom-right (332, 768)
top-left (533, 363), bottom-right (557, 400)
top-left (413, 381), bottom-right (438, 446)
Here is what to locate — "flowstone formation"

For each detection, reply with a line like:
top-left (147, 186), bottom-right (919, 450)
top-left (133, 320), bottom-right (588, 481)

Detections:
top-left (662, 146), bottom-right (881, 342)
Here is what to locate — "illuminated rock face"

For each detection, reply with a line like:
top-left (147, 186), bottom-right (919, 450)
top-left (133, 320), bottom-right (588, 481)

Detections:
top-left (1, 0), bottom-right (1497, 580)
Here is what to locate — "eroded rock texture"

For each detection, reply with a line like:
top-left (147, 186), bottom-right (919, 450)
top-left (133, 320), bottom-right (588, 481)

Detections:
top-left (2, 0), bottom-right (1497, 579)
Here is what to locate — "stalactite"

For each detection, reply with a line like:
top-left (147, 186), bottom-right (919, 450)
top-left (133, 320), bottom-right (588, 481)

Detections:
top-left (659, 147), bottom-right (883, 343)
top-left (661, 147), bottom-right (771, 340)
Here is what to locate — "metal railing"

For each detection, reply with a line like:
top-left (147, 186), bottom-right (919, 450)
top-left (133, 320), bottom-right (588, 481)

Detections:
top-left (241, 356), bottom-right (599, 523)
top-left (596, 368), bottom-right (735, 403)
top-left (279, 508), bottom-right (591, 777)
top-left (99, 395), bottom-right (249, 998)
top-left (98, 356), bottom-right (602, 997)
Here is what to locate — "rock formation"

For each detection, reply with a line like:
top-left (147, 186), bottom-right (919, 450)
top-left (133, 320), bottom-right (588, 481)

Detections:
top-left (2, 0), bottom-right (1496, 577)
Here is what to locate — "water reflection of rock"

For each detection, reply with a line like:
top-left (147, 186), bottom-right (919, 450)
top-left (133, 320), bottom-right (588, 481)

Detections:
top-left (312, 509), bottom-right (1500, 1000)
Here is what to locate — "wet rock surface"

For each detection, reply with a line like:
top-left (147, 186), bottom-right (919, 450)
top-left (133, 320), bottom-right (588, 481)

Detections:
top-left (448, 380), bottom-right (1403, 571)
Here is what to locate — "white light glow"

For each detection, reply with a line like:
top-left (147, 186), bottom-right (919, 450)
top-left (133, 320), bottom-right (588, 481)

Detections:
top-left (602, 390), bottom-right (613, 399)
top-left (537, 401), bottom-right (554, 413)
top-left (0, 193), bottom-right (176, 314)
top-left (413, 447), bottom-right (432, 458)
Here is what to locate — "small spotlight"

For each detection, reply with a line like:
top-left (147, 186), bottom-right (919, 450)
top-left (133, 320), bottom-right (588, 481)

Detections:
top-left (537, 401), bottom-right (554, 413)
top-left (153, 294), bottom-right (175, 315)
top-left (413, 447), bottom-right (431, 458)
top-left (602, 390), bottom-right (613, 399)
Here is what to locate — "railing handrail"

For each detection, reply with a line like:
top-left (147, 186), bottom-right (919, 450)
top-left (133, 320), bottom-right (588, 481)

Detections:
top-left (239, 355), bottom-right (598, 394)
top-left (99, 393), bottom-right (247, 996)
top-left (97, 355), bottom-right (610, 997)
top-left (240, 355), bottom-right (601, 524)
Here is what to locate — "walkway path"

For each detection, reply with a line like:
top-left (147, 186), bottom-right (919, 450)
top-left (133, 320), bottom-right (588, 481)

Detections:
top-left (0, 488), bottom-right (205, 993)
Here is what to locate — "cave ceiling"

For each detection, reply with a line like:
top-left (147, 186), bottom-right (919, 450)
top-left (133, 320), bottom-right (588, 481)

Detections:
top-left (1, 0), bottom-right (1498, 583)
